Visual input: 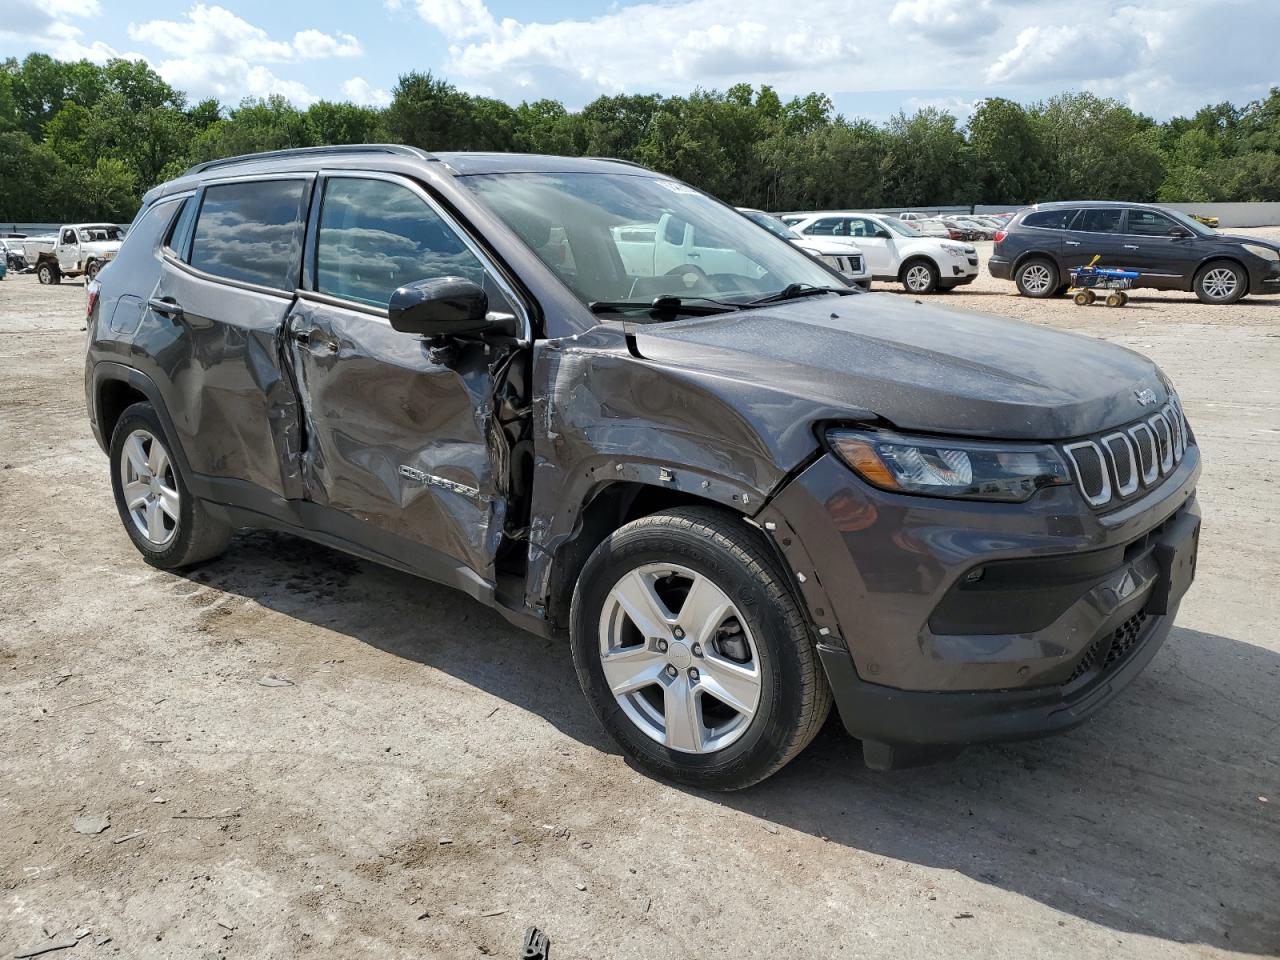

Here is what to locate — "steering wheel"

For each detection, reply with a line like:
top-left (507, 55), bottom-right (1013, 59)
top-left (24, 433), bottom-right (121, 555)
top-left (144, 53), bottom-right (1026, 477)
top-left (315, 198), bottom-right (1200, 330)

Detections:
top-left (664, 263), bottom-right (708, 289)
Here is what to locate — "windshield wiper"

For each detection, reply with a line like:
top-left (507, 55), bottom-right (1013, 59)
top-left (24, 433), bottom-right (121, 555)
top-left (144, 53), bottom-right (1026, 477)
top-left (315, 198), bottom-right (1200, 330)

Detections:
top-left (588, 295), bottom-right (740, 317)
top-left (747, 283), bottom-right (855, 306)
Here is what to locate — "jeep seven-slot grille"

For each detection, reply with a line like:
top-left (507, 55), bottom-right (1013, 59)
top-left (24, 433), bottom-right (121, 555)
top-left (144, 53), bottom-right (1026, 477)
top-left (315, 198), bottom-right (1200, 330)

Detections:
top-left (1063, 399), bottom-right (1191, 509)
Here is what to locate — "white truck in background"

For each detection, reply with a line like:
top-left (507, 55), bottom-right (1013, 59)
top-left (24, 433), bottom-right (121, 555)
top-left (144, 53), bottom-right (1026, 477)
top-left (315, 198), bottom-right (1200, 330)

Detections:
top-left (25, 224), bottom-right (125, 284)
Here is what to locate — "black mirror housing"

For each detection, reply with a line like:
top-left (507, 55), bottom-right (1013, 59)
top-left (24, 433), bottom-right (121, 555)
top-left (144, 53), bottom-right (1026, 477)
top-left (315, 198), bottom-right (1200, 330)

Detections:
top-left (388, 277), bottom-right (494, 338)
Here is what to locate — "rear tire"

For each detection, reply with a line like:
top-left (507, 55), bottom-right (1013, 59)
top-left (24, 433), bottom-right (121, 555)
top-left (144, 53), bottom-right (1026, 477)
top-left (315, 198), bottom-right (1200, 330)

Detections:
top-left (1193, 260), bottom-right (1246, 305)
top-left (570, 506), bottom-right (831, 791)
top-left (85, 260), bottom-right (101, 281)
top-left (109, 402), bottom-right (232, 569)
top-left (1015, 257), bottom-right (1059, 298)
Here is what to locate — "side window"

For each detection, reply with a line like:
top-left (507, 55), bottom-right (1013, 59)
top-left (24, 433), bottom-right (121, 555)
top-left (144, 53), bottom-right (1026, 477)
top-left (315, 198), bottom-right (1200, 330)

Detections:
top-left (662, 215), bottom-right (688, 246)
top-left (1073, 209), bottom-right (1123, 234)
top-left (190, 179), bottom-right (306, 290)
top-left (315, 177), bottom-right (511, 312)
top-left (62, 229), bottom-right (77, 244)
top-left (804, 217), bottom-right (846, 237)
top-left (1126, 210), bottom-right (1178, 237)
top-left (163, 196), bottom-right (197, 259)
top-left (1022, 209), bottom-right (1077, 230)
top-left (848, 217), bottom-right (875, 237)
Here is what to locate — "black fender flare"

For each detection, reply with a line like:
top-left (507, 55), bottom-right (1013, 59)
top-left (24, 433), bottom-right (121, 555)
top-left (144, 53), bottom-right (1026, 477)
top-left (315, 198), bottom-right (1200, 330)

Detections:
top-left (89, 361), bottom-right (194, 484)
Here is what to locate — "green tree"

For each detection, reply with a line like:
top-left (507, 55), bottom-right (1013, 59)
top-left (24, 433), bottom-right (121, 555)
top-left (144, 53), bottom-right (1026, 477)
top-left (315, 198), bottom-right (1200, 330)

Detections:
top-left (881, 108), bottom-right (971, 206)
top-left (968, 98), bottom-right (1046, 203)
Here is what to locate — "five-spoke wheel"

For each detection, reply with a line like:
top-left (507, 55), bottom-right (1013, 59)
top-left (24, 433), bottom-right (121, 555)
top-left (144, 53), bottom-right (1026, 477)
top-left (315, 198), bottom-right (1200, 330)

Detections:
top-left (572, 506), bottom-right (831, 790)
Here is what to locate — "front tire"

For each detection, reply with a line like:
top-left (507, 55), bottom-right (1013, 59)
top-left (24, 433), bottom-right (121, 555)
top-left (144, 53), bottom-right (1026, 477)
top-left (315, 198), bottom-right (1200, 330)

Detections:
top-left (900, 258), bottom-right (939, 294)
top-left (37, 263), bottom-right (60, 285)
top-left (570, 506), bottom-right (831, 791)
top-left (109, 402), bottom-right (232, 569)
top-left (1193, 260), bottom-right (1246, 304)
top-left (1015, 257), bottom-right (1059, 298)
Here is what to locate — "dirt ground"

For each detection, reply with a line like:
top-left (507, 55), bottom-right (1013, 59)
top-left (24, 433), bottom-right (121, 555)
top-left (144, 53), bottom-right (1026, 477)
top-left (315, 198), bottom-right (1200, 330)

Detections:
top-left (2, 233), bottom-right (1278, 960)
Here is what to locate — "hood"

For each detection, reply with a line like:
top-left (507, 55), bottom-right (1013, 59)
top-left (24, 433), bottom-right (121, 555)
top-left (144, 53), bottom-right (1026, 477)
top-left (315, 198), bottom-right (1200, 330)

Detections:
top-left (631, 293), bottom-right (1169, 441)
top-left (1218, 233), bottom-right (1279, 251)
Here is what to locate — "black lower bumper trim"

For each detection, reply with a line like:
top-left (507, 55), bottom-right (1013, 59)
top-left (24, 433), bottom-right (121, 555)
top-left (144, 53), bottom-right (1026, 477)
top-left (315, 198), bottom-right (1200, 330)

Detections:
top-left (819, 608), bottom-right (1174, 755)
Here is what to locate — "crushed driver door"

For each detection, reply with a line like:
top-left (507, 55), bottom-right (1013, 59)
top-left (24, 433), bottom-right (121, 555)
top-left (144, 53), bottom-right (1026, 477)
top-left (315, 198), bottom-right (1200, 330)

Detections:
top-left (286, 172), bottom-right (525, 590)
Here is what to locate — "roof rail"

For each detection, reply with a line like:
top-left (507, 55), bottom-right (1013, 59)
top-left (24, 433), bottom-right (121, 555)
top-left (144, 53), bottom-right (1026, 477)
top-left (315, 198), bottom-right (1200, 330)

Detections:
top-left (183, 144), bottom-right (434, 176)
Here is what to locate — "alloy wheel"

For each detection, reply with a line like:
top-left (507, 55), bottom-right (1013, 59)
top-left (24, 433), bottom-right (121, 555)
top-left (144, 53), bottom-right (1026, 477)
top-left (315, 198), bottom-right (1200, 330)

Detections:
top-left (905, 265), bottom-right (933, 292)
top-left (598, 563), bottom-right (762, 754)
top-left (1020, 263), bottom-right (1052, 295)
top-left (1201, 267), bottom-right (1238, 301)
top-left (119, 428), bottom-right (180, 546)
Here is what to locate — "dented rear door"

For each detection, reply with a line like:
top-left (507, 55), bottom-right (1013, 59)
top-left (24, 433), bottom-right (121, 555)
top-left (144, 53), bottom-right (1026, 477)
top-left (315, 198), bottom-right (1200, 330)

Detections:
top-left (287, 173), bottom-right (522, 581)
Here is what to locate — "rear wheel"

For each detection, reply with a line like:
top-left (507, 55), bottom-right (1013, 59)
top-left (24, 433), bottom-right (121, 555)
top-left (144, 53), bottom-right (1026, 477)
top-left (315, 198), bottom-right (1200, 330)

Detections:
top-left (1015, 257), bottom-right (1059, 298)
top-left (900, 258), bottom-right (939, 294)
top-left (1073, 290), bottom-right (1092, 306)
top-left (1194, 260), bottom-right (1246, 304)
top-left (109, 402), bottom-right (232, 569)
top-left (570, 506), bottom-right (831, 791)
top-left (85, 260), bottom-right (102, 281)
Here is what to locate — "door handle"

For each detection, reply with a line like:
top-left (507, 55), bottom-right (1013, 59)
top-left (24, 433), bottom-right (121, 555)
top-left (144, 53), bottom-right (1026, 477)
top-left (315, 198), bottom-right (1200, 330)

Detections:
top-left (148, 297), bottom-right (183, 319)
top-left (1124, 244), bottom-right (1139, 250)
top-left (1065, 240), bottom-right (1080, 247)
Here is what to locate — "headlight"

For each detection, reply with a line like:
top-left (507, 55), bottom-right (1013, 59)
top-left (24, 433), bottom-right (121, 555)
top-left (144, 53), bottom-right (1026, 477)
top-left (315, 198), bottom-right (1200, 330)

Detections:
top-left (827, 428), bottom-right (1072, 502)
top-left (945, 246), bottom-right (965, 257)
top-left (1241, 243), bottom-right (1279, 263)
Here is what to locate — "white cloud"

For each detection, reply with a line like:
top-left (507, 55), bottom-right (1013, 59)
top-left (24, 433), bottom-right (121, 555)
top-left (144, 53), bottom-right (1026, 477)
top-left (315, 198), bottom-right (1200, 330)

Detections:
top-left (388, 0), bottom-right (1275, 119)
top-left (0, 0), bottom-right (121, 63)
top-left (343, 76), bottom-right (392, 107)
top-left (120, 4), bottom-right (367, 106)
top-left (890, 0), bottom-right (991, 47)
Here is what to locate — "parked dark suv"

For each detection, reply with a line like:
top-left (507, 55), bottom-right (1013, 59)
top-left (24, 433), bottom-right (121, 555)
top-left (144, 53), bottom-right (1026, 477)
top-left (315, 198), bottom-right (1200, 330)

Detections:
top-left (85, 146), bottom-right (1201, 788)
top-left (990, 200), bottom-right (1280, 303)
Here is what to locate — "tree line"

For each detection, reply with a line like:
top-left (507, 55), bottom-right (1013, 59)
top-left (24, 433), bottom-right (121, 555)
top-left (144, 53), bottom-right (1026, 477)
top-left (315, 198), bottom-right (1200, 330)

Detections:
top-left (2, 52), bottom-right (1279, 224)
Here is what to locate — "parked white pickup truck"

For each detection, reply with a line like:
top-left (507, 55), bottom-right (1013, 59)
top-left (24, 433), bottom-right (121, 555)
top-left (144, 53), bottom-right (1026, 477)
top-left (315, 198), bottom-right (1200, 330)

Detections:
top-left (25, 223), bottom-right (125, 284)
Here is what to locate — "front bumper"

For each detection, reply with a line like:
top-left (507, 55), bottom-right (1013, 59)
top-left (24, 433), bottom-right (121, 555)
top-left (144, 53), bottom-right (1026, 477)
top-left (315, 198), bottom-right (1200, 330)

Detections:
top-left (758, 447), bottom-right (1200, 761)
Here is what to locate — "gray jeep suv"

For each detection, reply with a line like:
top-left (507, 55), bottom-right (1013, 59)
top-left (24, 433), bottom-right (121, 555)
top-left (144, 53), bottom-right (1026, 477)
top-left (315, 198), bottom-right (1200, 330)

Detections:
top-left (85, 146), bottom-right (1201, 789)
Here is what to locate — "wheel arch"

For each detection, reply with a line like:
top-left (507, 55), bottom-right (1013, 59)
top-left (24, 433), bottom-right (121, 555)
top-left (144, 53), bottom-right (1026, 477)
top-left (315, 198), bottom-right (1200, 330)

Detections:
top-left (1192, 254), bottom-right (1250, 290)
top-left (543, 480), bottom-right (750, 631)
top-left (1010, 249), bottom-right (1059, 275)
top-left (897, 253), bottom-right (941, 281)
top-left (90, 363), bottom-right (194, 482)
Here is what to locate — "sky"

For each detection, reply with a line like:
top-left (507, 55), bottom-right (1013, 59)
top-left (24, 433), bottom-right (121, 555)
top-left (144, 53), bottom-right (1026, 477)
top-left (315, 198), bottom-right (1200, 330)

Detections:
top-left (4, 0), bottom-right (1276, 122)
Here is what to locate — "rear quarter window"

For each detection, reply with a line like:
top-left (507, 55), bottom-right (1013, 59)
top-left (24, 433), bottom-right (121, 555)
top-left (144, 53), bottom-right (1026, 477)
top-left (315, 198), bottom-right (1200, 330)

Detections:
top-left (190, 179), bottom-right (307, 290)
top-left (1021, 209), bottom-right (1078, 229)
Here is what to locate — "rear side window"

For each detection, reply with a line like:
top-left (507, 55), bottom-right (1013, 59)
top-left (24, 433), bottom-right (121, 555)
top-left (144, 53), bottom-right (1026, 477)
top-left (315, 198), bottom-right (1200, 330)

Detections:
top-left (1073, 209), bottom-right (1123, 234)
top-left (315, 177), bottom-right (507, 311)
top-left (1021, 209), bottom-right (1077, 229)
top-left (190, 179), bottom-right (306, 290)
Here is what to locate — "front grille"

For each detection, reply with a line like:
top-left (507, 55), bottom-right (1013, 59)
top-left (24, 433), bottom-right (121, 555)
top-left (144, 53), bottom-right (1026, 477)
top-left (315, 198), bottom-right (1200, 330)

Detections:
top-left (1065, 611), bottom-right (1149, 685)
top-left (1063, 398), bottom-right (1191, 510)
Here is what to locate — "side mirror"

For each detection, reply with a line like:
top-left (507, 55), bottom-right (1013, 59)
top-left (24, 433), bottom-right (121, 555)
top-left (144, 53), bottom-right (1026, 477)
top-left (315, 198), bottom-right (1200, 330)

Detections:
top-left (1169, 228), bottom-right (1192, 239)
top-left (388, 276), bottom-right (507, 339)
top-left (874, 228), bottom-right (892, 239)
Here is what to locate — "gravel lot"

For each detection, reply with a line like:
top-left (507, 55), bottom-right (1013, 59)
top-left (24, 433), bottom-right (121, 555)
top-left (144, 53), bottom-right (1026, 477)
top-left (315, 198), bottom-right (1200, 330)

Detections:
top-left (2, 233), bottom-right (1279, 960)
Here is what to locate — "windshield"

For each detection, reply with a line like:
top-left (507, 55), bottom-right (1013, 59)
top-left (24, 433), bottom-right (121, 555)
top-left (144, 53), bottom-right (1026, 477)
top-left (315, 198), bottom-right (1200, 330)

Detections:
top-left (1164, 209), bottom-right (1216, 237)
top-left (741, 209), bottom-right (798, 241)
top-left (879, 217), bottom-right (922, 238)
top-left (465, 173), bottom-right (842, 311)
